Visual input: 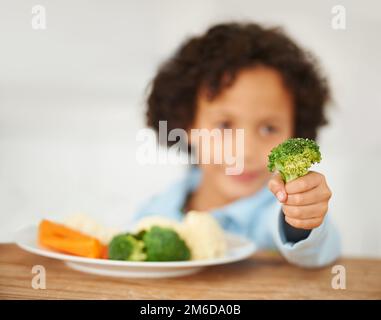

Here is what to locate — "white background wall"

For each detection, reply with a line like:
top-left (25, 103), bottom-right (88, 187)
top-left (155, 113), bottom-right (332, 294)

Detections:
top-left (0, 0), bottom-right (380, 257)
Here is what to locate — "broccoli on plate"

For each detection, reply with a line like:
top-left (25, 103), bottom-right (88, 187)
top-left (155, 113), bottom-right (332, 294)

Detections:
top-left (143, 226), bottom-right (191, 261)
top-left (108, 226), bottom-right (191, 262)
top-left (108, 233), bottom-right (146, 261)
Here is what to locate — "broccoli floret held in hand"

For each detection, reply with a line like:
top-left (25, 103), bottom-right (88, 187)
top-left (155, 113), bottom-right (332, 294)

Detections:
top-left (108, 234), bottom-right (147, 261)
top-left (143, 226), bottom-right (191, 261)
top-left (268, 138), bottom-right (322, 183)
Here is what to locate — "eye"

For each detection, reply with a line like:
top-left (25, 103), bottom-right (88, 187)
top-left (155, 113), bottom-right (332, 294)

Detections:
top-left (216, 120), bottom-right (232, 129)
top-left (259, 124), bottom-right (278, 136)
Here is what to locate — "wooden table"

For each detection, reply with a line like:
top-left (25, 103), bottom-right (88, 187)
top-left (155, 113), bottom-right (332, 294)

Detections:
top-left (0, 244), bottom-right (380, 299)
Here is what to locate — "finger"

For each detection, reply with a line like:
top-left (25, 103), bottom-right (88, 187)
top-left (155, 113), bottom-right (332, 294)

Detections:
top-left (285, 216), bottom-right (323, 230)
top-left (285, 171), bottom-right (324, 194)
top-left (286, 184), bottom-right (332, 206)
top-left (282, 202), bottom-right (328, 220)
top-left (268, 172), bottom-right (287, 202)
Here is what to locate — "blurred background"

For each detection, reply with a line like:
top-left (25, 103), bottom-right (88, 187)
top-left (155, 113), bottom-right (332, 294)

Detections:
top-left (0, 0), bottom-right (380, 257)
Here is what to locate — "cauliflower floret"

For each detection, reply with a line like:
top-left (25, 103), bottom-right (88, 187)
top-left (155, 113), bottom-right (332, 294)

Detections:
top-left (63, 213), bottom-right (120, 245)
top-left (134, 212), bottom-right (227, 260)
top-left (181, 211), bottom-right (226, 260)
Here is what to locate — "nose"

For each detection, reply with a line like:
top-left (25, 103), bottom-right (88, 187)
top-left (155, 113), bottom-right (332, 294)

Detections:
top-left (232, 128), bottom-right (256, 166)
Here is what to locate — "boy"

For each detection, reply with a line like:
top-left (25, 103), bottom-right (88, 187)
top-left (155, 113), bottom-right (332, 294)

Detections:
top-left (133, 22), bottom-right (340, 267)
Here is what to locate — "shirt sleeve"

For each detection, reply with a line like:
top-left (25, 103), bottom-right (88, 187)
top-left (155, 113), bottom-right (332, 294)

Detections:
top-left (272, 210), bottom-right (341, 267)
top-left (281, 211), bottom-right (311, 243)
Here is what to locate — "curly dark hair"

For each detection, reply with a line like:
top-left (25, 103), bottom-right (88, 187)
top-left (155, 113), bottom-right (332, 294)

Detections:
top-left (146, 22), bottom-right (330, 143)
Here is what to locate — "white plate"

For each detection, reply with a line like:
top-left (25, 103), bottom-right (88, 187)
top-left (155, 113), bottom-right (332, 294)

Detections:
top-left (14, 225), bottom-right (256, 278)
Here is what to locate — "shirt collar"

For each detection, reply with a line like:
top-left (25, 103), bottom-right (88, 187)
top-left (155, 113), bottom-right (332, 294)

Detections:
top-left (173, 166), bottom-right (276, 232)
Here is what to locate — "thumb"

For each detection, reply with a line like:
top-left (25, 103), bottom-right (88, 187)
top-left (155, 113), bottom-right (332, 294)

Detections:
top-left (268, 172), bottom-right (287, 203)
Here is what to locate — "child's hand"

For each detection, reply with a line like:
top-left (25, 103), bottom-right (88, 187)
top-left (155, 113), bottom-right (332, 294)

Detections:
top-left (268, 172), bottom-right (332, 230)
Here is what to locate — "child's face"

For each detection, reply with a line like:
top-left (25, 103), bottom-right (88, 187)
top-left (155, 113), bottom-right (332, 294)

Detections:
top-left (191, 66), bottom-right (294, 201)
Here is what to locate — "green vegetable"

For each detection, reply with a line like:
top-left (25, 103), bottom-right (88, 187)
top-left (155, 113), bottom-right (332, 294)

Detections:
top-left (108, 233), bottom-right (147, 261)
top-left (267, 138), bottom-right (322, 183)
top-left (143, 226), bottom-right (191, 261)
top-left (108, 226), bottom-right (191, 262)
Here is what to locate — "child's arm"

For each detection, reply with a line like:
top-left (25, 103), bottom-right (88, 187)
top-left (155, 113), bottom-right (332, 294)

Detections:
top-left (280, 214), bottom-right (311, 242)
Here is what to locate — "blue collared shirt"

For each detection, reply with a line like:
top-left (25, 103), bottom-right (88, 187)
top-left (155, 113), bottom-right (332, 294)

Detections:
top-left (132, 167), bottom-right (341, 267)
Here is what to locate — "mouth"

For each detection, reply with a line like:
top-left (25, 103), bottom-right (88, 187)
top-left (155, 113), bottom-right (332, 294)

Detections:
top-left (229, 170), bottom-right (262, 183)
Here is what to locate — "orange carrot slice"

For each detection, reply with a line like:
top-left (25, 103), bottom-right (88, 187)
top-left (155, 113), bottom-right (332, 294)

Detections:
top-left (38, 219), bottom-right (103, 258)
